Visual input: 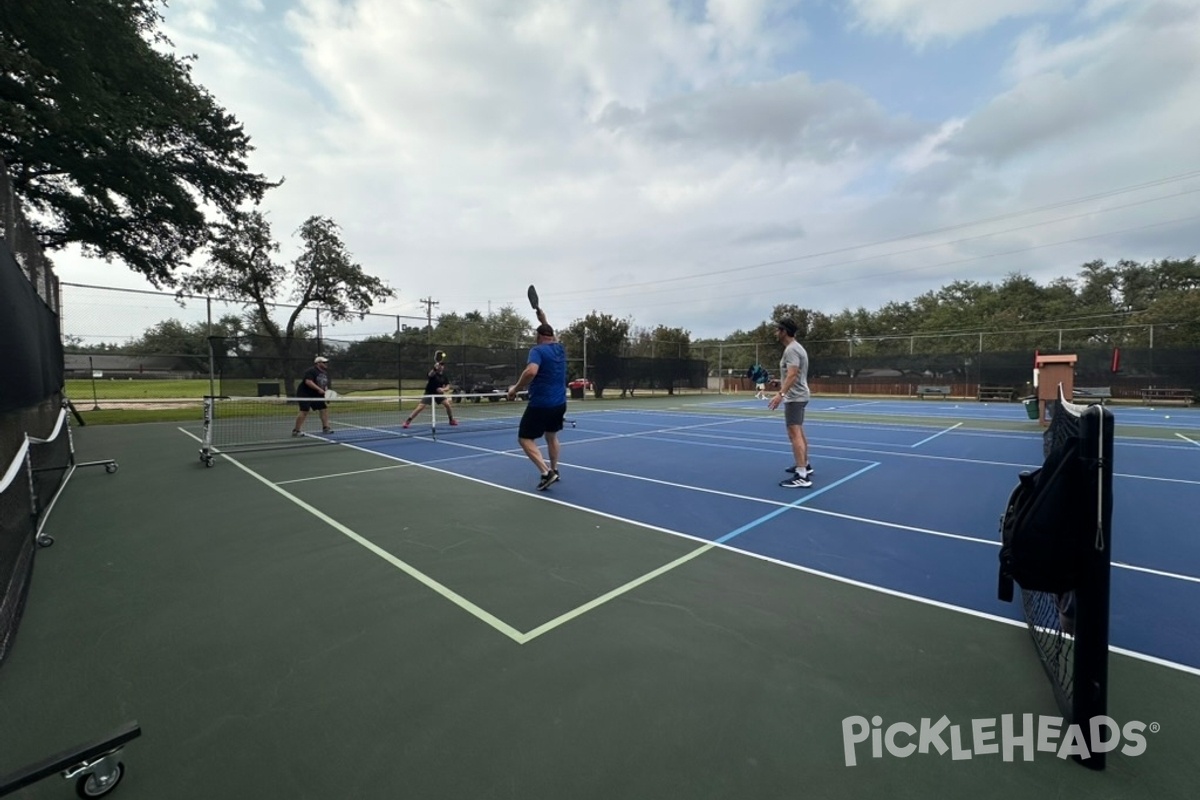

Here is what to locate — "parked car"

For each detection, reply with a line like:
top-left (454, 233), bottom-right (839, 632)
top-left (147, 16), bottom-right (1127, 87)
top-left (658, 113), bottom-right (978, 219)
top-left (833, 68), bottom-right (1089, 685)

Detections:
top-left (467, 380), bottom-right (504, 402)
top-left (568, 378), bottom-right (593, 390)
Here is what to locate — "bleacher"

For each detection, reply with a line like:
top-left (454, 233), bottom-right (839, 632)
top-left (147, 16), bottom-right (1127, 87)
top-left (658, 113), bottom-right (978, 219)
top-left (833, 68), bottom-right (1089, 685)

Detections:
top-left (977, 385), bottom-right (1018, 402)
top-left (1072, 386), bottom-right (1112, 404)
top-left (915, 385), bottom-right (951, 399)
top-left (1141, 387), bottom-right (1194, 406)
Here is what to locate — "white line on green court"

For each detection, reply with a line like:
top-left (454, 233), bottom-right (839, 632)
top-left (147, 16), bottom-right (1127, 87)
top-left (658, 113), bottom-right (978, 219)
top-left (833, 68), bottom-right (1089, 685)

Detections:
top-left (177, 428), bottom-right (527, 643)
top-left (1177, 432), bottom-right (1200, 447)
top-left (518, 544), bottom-right (716, 643)
top-left (275, 463), bottom-right (413, 484)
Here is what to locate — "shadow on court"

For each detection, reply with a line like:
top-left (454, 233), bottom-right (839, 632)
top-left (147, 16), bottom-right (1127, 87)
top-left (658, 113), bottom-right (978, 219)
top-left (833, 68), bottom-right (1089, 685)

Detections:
top-left (0, 421), bottom-right (1196, 799)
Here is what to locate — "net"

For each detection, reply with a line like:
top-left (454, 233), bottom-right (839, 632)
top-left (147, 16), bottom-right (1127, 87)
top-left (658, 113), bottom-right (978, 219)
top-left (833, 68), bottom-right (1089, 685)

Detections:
top-left (0, 406), bottom-right (73, 662)
top-left (1015, 385), bottom-right (1114, 769)
top-left (200, 393), bottom-right (574, 462)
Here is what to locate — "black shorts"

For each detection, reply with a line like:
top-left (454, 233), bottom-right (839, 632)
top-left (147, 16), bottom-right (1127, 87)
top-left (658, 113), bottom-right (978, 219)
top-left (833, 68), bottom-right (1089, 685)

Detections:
top-left (518, 404), bottom-right (566, 440)
top-left (298, 399), bottom-right (327, 412)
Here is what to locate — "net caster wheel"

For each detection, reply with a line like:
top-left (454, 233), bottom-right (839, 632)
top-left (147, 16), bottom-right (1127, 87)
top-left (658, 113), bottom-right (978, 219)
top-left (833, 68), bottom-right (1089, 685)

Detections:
top-left (204, 456), bottom-right (215, 468)
top-left (74, 761), bottom-right (123, 798)
top-left (36, 533), bottom-right (54, 548)
top-left (105, 463), bottom-right (118, 474)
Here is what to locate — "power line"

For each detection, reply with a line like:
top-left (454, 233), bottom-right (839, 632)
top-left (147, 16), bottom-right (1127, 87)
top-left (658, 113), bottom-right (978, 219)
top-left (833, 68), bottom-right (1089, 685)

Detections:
top-left (581, 213), bottom-right (1200, 313)
top-left (541, 167), bottom-right (1200, 301)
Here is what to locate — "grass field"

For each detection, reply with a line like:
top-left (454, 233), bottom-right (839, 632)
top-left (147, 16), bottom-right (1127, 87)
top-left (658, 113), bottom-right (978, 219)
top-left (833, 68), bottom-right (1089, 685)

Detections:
top-left (65, 378), bottom-right (419, 400)
top-left (65, 378), bottom-right (216, 400)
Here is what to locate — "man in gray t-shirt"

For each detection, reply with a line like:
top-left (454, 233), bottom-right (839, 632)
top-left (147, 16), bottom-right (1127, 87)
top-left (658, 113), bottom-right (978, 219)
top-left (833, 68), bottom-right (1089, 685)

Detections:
top-left (766, 318), bottom-right (814, 488)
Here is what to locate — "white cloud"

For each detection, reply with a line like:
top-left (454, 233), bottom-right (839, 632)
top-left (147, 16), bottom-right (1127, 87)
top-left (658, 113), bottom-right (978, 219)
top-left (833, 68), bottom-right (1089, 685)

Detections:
top-left (847, 0), bottom-right (1071, 47)
top-left (45, 0), bottom-right (1200, 341)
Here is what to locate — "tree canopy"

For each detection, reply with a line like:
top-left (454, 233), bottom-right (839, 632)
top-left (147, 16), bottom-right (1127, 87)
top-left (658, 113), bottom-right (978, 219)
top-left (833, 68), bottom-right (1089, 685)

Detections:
top-left (0, 0), bottom-right (278, 285)
top-left (182, 211), bottom-right (393, 386)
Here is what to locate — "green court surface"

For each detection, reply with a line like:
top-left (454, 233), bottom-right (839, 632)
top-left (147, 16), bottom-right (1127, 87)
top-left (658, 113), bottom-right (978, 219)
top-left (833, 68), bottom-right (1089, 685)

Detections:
top-left (0, 416), bottom-right (1197, 799)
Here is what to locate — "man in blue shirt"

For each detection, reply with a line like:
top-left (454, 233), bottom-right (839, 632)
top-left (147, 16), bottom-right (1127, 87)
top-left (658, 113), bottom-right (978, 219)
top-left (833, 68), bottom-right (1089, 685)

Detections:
top-left (507, 310), bottom-right (567, 490)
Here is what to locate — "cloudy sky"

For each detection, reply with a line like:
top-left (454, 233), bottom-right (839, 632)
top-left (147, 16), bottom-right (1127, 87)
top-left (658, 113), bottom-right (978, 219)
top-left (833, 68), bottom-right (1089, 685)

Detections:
top-left (54, 0), bottom-right (1200, 340)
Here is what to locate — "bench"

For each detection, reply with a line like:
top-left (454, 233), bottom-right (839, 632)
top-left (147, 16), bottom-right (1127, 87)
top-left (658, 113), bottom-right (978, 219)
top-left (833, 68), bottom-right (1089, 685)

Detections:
top-left (1072, 386), bottom-right (1112, 404)
top-left (977, 385), bottom-right (1018, 402)
top-left (916, 385), bottom-right (952, 399)
top-left (1141, 387), bottom-right (1195, 406)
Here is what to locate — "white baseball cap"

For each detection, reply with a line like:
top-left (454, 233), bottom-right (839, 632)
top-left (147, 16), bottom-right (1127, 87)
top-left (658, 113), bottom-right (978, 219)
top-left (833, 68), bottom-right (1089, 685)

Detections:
top-left (314, 356), bottom-right (329, 364)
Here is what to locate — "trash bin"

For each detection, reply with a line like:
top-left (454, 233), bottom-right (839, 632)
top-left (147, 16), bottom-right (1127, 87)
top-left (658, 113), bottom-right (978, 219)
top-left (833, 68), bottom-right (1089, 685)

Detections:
top-left (1022, 396), bottom-right (1039, 420)
top-left (571, 386), bottom-right (585, 400)
top-left (257, 382), bottom-right (281, 397)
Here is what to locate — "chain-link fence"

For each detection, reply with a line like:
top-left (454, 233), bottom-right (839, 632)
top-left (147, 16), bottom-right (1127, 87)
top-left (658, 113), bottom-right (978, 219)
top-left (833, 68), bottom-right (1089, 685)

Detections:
top-left (61, 282), bottom-right (1197, 400)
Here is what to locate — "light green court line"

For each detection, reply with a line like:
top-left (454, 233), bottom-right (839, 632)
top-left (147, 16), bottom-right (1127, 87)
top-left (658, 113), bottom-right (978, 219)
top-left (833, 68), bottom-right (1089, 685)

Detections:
top-left (177, 426), bottom-right (717, 647)
top-left (276, 463), bottom-right (413, 484)
top-left (178, 428), bottom-right (526, 643)
top-left (517, 543), bottom-right (716, 643)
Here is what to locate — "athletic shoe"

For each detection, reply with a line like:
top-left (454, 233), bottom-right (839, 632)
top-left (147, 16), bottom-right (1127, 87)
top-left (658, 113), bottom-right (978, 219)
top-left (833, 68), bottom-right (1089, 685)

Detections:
top-left (537, 471), bottom-right (560, 491)
top-left (402, 420), bottom-right (411, 429)
top-left (322, 428), bottom-right (333, 434)
top-left (779, 475), bottom-right (813, 488)
top-left (291, 430), bottom-right (301, 437)
top-left (552, 469), bottom-right (560, 482)
top-left (449, 419), bottom-right (459, 426)
top-left (786, 464), bottom-right (814, 476)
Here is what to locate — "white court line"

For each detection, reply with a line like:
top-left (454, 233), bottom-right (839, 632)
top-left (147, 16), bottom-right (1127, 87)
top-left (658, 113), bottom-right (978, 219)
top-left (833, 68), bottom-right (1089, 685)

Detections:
top-left (276, 463), bottom-right (413, 484)
top-left (1178, 433), bottom-right (1200, 448)
top-left (177, 426), bottom-right (1200, 672)
top-left (520, 544), bottom-right (716, 641)
top-left (910, 423), bottom-right (963, 448)
top-left (177, 429), bottom-right (527, 643)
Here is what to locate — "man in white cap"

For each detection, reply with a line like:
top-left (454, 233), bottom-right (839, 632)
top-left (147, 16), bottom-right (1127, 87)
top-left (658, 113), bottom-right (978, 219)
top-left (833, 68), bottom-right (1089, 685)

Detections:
top-left (293, 356), bottom-right (333, 436)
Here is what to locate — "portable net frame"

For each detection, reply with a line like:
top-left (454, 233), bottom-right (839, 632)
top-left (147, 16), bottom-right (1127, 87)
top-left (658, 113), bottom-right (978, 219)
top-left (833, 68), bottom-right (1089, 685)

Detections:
top-left (1003, 384), bottom-right (1114, 769)
top-left (198, 393), bottom-right (575, 465)
top-left (0, 402), bottom-right (117, 661)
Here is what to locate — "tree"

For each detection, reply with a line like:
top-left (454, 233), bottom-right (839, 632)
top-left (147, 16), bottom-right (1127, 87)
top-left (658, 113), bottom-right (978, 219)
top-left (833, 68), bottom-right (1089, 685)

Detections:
top-left (625, 324), bottom-right (691, 358)
top-left (183, 211), bottom-right (394, 389)
top-left (434, 305), bottom-right (532, 348)
top-left (0, 0), bottom-right (278, 285)
top-left (560, 312), bottom-right (631, 397)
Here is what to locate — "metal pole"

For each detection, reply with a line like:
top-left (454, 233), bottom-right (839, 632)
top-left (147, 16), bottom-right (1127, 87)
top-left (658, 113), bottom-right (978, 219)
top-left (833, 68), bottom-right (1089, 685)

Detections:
top-left (396, 316), bottom-right (403, 397)
top-left (1058, 328), bottom-right (1063, 349)
top-left (583, 327), bottom-right (588, 399)
top-left (89, 355), bottom-right (99, 410)
top-left (207, 297), bottom-right (216, 401)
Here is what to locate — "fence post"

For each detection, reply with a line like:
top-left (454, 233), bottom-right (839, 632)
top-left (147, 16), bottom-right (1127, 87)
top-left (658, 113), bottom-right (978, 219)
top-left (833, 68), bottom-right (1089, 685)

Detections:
top-left (207, 297), bottom-right (216, 399)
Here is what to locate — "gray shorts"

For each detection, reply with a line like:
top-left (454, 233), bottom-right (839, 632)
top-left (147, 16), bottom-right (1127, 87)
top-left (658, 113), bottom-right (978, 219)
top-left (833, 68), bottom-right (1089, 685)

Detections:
top-left (784, 401), bottom-right (808, 426)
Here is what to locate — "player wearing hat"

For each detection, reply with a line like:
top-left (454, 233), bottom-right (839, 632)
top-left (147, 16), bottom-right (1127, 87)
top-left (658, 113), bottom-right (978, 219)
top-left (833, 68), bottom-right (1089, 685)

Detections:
top-left (293, 355), bottom-right (333, 436)
top-left (402, 357), bottom-right (459, 429)
top-left (507, 306), bottom-right (567, 490)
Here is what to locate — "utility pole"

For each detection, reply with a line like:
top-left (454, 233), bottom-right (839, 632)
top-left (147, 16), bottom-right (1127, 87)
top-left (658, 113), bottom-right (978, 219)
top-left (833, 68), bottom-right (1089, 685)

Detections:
top-left (420, 296), bottom-right (439, 342)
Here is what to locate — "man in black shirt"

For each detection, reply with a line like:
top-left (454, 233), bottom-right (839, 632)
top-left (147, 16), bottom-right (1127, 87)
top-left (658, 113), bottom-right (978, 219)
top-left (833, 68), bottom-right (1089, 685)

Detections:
top-left (293, 356), bottom-right (333, 436)
top-left (402, 361), bottom-right (458, 428)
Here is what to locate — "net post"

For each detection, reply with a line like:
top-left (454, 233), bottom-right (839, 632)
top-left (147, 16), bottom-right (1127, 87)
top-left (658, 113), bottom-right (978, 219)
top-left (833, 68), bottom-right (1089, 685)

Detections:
top-left (1070, 403), bottom-right (1113, 770)
top-left (200, 396), bottom-right (215, 464)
